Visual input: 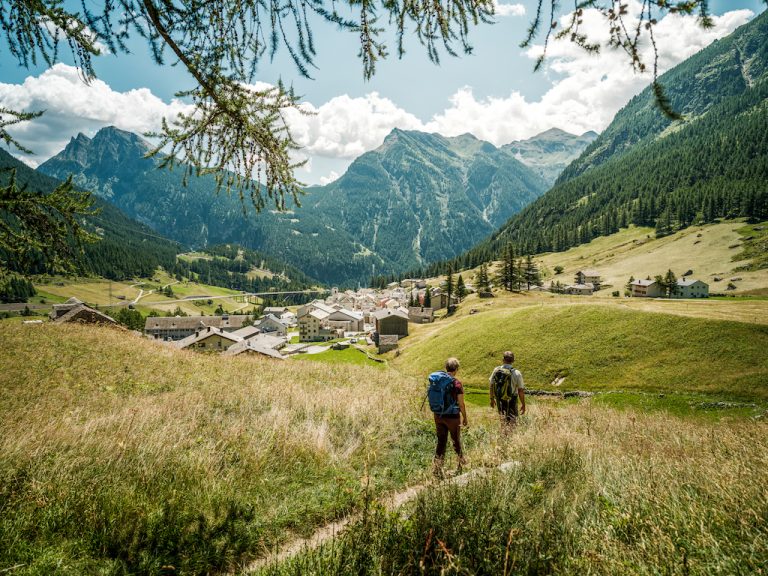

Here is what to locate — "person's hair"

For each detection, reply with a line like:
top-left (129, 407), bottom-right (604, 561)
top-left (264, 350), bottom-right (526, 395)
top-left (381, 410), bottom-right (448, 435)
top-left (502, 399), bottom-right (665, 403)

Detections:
top-left (503, 351), bottom-right (515, 363)
top-left (445, 357), bottom-right (460, 372)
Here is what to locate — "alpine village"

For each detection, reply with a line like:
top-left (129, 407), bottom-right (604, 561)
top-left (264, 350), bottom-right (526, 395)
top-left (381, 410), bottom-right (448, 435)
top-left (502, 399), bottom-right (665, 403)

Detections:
top-left (1, 2), bottom-right (767, 575)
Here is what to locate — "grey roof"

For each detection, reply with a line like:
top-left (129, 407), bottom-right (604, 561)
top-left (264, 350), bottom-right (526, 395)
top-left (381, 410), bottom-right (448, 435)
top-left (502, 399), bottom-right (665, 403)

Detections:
top-left (260, 313), bottom-right (290, 326)
top-left (308, 309), bottom-right (330, 320)
top-left (677, 279), bottom-right (707, 287)
top-left (52, 304), bottom-right (116, 324)
top-left (372, 308), bottom-right (409, 321)
top-left (632, 279), bottom-right (657, 287)
top-left (223, 339), bottom-right (286, 359)
top-left (144, 315), bottom-right (250, 331)
top-left (328, 309), bottom-right (364, 321)
top-left (263, 306), bottom-right (289, 314)
top-left (51, 296), bottom-right (86, 318)
top-left (175, 326), bottom-right (242, 349)
top-left (229, 325), bottom-right (262, 339)
top-left (577, 269), bottom-right (601, 277)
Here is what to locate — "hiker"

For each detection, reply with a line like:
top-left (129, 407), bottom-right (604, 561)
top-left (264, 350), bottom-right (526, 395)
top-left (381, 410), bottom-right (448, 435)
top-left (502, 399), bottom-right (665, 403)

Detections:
top-left (427, 357), bottom-right (468, 477)
top-left (489, 351), bottom-right (526, 426)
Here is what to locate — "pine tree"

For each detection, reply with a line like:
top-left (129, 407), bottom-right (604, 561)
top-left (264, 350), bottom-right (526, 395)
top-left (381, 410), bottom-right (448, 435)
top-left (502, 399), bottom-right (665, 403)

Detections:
top-left (456, 275), bottom-right (467, 302)
top-left (476, 264), bottom-right (490, 293)
top-left (663, 269), bottom-right (679, 298)
top-left (625, 275), bottom-right (635, 296)
top-left (445, 265), bottom-right (454, 312)
top-left (523, 255), bottom-right (541, 290)
top-left (424, 286), bottom-right (432, 308)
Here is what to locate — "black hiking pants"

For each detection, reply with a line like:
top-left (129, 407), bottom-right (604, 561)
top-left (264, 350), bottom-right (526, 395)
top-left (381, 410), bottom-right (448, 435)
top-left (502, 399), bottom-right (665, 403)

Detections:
top-left (497, 396), bottom-right (518, 424)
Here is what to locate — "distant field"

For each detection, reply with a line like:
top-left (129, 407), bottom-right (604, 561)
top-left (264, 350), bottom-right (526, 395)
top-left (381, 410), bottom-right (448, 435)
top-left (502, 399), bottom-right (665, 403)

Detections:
top-left (32, 271), bottom-right (253, 317)
top-left (34, 277), bottom-right (144, 305)
top-left (537, 220), bottom-right (768, 293)
top-left (395, 304), bottom-right (768, 402)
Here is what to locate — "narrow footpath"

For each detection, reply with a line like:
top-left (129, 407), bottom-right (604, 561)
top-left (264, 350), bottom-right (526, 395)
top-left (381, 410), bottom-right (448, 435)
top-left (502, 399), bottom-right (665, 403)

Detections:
top-left (244, 461), bottom-right (520, 573)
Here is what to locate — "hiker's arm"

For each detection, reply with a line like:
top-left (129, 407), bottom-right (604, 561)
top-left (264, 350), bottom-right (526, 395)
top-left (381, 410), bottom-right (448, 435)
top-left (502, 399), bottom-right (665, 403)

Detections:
top-left (518, 388), bottom-right (526, 415)
top-left (489, 370), bottom-right (496, 407)
top-left (458, 394), bottom-right (468, 426)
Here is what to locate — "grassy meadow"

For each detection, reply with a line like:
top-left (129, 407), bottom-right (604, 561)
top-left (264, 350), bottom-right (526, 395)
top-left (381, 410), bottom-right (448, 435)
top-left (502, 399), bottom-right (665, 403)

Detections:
top-left (0, 322), bottom-right (433, 574)
top-left (427, 220), bottom-right (768, 296)
top-left (535, 220), bottom-right (768, 294)
top-left (290, 346), bottom-right (386, 368)
top-left (33, 271), bottom-right (254, 317)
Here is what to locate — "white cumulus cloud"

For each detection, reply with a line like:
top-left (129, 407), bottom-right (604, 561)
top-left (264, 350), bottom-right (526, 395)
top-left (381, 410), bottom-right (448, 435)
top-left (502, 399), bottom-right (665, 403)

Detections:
top-left (423, 6), bottom-right (754, 143)
top-left (284, 92), bottom-right (424, 158)
top-left (493, 2), bottom-right (525, 17)
top-left (0, 63), bottom-right (192, 165)
top-left (0, 5), bottom-right (754, 182)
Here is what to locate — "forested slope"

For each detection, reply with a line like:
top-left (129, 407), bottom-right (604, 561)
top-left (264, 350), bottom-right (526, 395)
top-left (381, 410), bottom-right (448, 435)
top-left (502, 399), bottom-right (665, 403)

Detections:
top-left (0, 148), bottom-right (180, 280)
top-left (445, 10), bottom-right (768, 270)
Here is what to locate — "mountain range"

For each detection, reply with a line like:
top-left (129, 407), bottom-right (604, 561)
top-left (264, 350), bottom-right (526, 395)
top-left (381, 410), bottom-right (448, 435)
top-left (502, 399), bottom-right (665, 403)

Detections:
top-left (502, 128), bottom-right (598, 186)
top-left (38, 126), bottom-right (592, 285)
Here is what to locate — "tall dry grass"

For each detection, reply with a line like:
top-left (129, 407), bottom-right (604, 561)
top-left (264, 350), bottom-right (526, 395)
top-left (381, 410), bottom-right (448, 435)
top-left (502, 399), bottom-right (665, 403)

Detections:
top-left (261, 400), bottom-right (768, 575)
top-left (0, 322), bottom-right (433, 573)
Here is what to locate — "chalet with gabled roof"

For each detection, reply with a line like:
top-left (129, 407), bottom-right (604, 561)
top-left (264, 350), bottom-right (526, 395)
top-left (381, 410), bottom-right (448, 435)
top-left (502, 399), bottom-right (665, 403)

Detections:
top-left (144, 314), bottom-right (250, 341)
top-left (564, 283), bottom-right (594, 296)
top-left (372, 308), bottom-right (409, 338)
top-left (675, 279), bottom-right (709, 298)
top-left (630, 279), bottom-right (663, 298)
top-left (49, 297), bottom-right (116, 325)
top-left (256, 314), bottom-right (288, 337)
top-left (175, 326), bottom-right (242, 351)
top-left (575, 270), bottom-right (601, 290)
top-left (223, 334), bottom-right (287, 359)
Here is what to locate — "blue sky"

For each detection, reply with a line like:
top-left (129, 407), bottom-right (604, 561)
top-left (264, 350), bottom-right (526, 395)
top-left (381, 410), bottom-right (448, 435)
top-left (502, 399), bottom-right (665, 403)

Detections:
top-left (0, 0), bottom-right (764, 184)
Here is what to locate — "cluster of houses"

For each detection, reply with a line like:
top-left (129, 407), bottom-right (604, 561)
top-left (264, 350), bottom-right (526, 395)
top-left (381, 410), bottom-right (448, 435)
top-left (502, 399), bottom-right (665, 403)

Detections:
top-left (144, 307), bottom-right (297, 358)
top-left (552, 270), bottom-right (710, 298)
top-left (140, 282), bottom-right (438, 358)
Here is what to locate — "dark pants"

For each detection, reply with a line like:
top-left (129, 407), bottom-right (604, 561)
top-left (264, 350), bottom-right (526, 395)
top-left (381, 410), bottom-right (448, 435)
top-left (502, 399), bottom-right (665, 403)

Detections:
top-left (498, 396), bottom-right (518, 424)
top-left (434, 415), bottom-right (462, 458)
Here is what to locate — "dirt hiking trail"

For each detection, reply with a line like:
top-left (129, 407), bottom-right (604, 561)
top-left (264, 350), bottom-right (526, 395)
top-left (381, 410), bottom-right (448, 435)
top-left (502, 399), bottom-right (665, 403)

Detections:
top-left (244, 461), bottom-right (520, 573)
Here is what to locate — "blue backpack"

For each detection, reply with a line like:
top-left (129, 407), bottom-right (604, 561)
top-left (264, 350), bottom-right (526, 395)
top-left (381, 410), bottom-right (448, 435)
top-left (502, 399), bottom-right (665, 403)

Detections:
top-left (427, 371), bottom-right (459, 416)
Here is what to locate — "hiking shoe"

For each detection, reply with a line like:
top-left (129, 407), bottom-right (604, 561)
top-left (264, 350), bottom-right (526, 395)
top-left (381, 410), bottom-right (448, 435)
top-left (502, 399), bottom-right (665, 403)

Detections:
top-left (432, 457), bottom-right (445, 480)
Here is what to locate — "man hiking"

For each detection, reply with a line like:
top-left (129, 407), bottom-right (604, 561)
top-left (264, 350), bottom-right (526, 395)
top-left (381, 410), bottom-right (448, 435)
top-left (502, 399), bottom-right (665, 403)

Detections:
top-left (427, 357), bottom-right (468, 478)
top-left (489, 351), bottom-right (526, 427)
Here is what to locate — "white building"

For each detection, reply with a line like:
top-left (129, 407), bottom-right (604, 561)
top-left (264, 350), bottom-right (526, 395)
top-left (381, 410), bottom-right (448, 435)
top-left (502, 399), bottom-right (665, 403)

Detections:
top-left (675, 279), bottom-right (709, 298)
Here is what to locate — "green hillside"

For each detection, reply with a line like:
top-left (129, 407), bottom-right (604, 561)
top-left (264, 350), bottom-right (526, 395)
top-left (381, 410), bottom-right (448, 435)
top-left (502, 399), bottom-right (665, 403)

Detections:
top-left (0, 322), bottom-right (431, 574)
top-left (393, 305), bottom-right (768, 401)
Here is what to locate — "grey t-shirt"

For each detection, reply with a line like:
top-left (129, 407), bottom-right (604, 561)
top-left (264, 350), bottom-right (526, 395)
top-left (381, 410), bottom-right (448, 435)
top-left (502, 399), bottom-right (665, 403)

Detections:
top-left (489, 363), bottom-right (525, 395)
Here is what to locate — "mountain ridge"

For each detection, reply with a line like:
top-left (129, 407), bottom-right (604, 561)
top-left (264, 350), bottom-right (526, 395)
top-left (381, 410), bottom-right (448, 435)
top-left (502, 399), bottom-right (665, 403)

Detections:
top-left (39, 125), bottom-right (560, 284)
